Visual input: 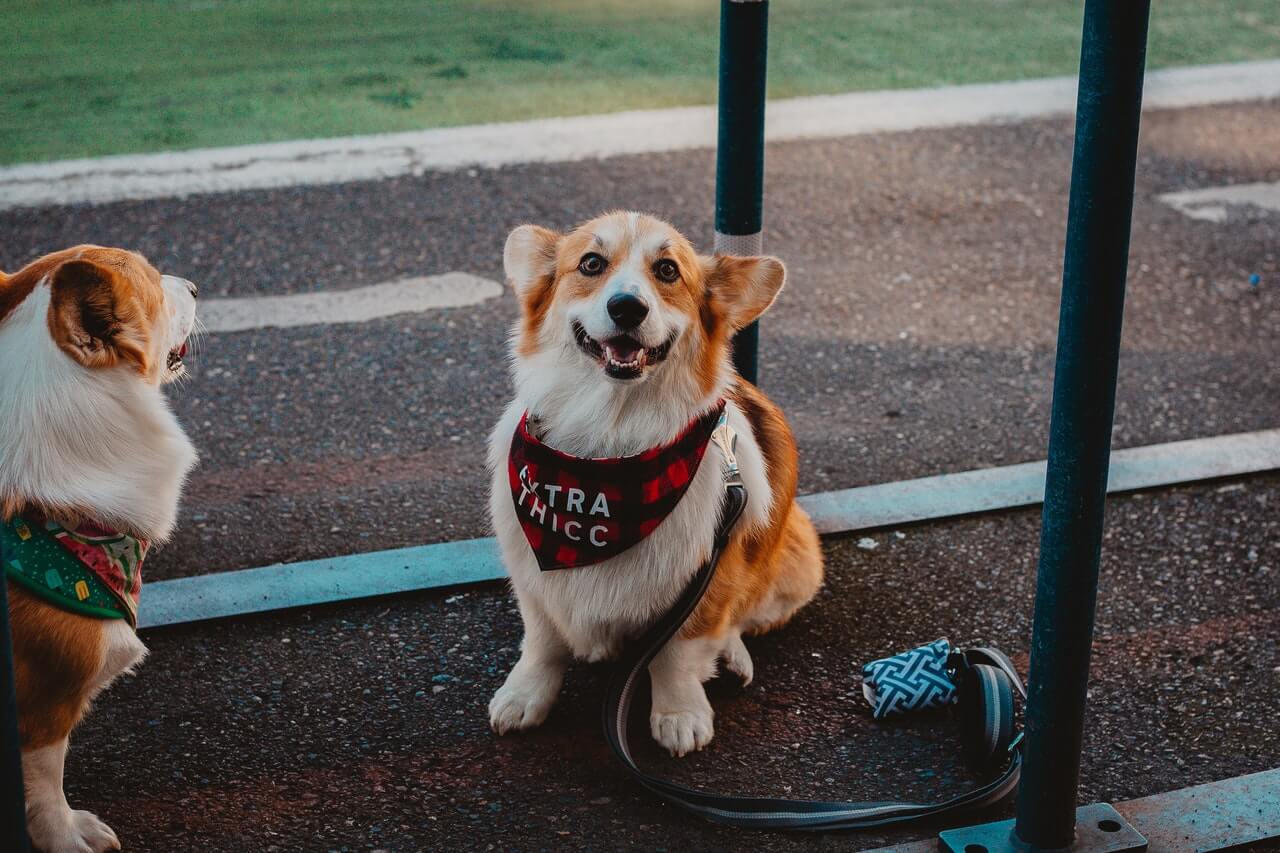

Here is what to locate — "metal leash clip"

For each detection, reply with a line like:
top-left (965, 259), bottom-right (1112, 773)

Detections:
top-left (710, 410), bottom-right (742, 487)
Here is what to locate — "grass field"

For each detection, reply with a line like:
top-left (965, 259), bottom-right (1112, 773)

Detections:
top-left (2, 0), bottom-right (1278, 165)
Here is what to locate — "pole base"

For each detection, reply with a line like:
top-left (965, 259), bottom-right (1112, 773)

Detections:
top-left (938, 803), bottom-right (1147, 853)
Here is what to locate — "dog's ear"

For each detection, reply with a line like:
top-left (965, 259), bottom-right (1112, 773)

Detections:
top-left (48, 259), bottom-right (149, 371)
top-left (702, 254), bottom-right (786, 331)
top-left (504, 224), bottom-right (561, 298)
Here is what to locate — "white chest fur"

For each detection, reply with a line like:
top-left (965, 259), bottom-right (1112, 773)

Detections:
top-left (487, 399), bottom-right (773, 659)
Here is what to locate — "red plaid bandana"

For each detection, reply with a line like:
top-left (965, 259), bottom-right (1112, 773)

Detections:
top-left (508, 401), bottom-right (726, 571)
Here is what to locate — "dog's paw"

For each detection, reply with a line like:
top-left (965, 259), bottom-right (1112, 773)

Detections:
top-left (650, 707), bottom-right (715, 757)
top-left (488, 672), bottom-right (558, 734)
top-left (69, 811), bottom-right (120, 853)
top-left (721, 634), bottom-right (754, 685)
top-left (29, 809), bottom-right (120, 853)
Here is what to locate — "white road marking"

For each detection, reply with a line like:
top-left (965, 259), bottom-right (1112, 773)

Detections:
top-left (2, 60), bottom-right (1279, 211)
top-left (1158, 181), bottom-right (1280, 222)
top-left (199, 272), bottom-right (502, 333)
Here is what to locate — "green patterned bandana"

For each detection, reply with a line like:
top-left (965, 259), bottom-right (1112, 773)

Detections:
top-left (2, 514), bottom-right (147, 627)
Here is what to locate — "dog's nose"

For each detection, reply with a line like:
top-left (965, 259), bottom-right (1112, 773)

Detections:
top-left (607, 293), bottom-right (649, 330)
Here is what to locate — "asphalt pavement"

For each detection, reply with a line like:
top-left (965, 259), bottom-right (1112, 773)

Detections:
top-left (69, 475), bottom-right (1279, 852)
top-left (1, 99), bottom-right (1276, 580)
top-left (1, 98), bottom-right (1278, 851)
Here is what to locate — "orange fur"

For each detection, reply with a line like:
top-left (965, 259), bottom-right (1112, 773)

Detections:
top-left (513, 213), bottom-right (707, 375)
top-left (8, 584), bottom-right (108, 748)
top-left (684, 380), bottom-right (823, 638)
top-left (2, 243), bottom-right (196, 851)
top-left (493, 212), bottom-right (822, 753)
top-left (512, 212), bottom-right (819, 637)
top-left (2, 245), bottom-right (169, 381)
top-left (511, 213), bottom-right (820, 641)
top-left (0, 268), bottom-right (42, 326)
top-left (1, 246), bottom-right (171, 523)
top-left (2, 248), bottom-right (169, 755)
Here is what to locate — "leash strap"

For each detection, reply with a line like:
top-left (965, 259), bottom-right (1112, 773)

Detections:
top-left (602, 419), bottom-right (1026, 830)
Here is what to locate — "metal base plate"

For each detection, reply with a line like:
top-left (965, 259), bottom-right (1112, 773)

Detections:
top-left (938, 803), bottom-right (1147, 853)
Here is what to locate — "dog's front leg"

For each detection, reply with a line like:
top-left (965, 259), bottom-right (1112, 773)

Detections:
top-left (649, 634), bottom-right (720, 756)
top-left (489, 595), bottom-right (570, 734)
top-left (24, 738), bottom-right (120, 853)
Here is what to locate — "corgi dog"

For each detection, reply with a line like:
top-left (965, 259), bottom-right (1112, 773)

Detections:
top-left (488, 211), bottom-right (822, 756)
top-left (0, 246), bottom-right (198, 852)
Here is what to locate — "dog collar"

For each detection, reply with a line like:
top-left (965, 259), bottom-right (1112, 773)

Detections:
top-left (508, 401), bottom-right (727, 571)
top-left (1, 513), bottom-right (146, 627)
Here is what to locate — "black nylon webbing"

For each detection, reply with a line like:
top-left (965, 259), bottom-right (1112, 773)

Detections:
top-left (602, 473), bottom-right (1025, 830)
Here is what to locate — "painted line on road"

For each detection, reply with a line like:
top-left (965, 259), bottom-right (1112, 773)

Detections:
top-left (801, 428), bottom-right (1280, 534)
top-left (137, 427), bottom-right (1280, 629)
top-left (3, 60), bottom-right (1280, 211)
top-left (1158, 180), bottom-right (1280, 223)
top-left (140, 537), bottom-right (502, 630)
top-left (200, 272), bottom-right (502, 333)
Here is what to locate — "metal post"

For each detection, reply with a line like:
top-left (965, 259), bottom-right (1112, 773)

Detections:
top-left (1014, 0), bottom-right (1151, 848)
top-left (714, 0), bottom-right (768, 385)
top-left (0, 536), bottom-right (30, 851)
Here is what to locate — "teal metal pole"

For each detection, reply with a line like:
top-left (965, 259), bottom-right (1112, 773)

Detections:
top-left (1014, 0), bottom-right (1151, 847)
top-left (715, 0), bottom-right (768, 385)
top-left (0, 537), bottom-right (29, 851)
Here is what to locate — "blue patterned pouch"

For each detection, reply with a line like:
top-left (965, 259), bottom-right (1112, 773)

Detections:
top-left (860, 638), bottom-right (957, 719)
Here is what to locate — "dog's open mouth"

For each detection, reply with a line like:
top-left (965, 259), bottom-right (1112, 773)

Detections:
top-left (572, 321), bottom-right (675, 380)
top-left (166, 341), bottom-right (188, 373)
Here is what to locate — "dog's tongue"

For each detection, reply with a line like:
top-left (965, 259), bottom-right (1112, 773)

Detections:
top-left (604, 336), bottom-right (643, 362)
top-left (178, 342), bottom-right (189, 358)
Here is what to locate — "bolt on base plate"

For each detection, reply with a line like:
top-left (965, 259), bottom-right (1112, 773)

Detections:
top-left (938, 803), bottom-right (1147, 853)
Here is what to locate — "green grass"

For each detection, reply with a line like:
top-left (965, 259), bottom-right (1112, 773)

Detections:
top-left (2, 0), bottom-right (1278, 165)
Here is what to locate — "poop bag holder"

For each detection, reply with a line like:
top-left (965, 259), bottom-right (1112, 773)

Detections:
top-left (603, 419), bottom-right (1028, 830)
top-left (861, 638), bottom-right (957, 719)
top-left (607, 623), bottom-right (1026, 829)
top-left (862, 639), bottom-right (1025, 775)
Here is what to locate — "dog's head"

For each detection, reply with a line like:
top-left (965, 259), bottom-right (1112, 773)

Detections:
top-left (0, 245), bottom-right (200, 537)
top-left (0, 245), bottom-right (198, 383)
top-left (504, 211), bottom-right (784, 401)
top-left (0, 245), bottom-right (198, 385)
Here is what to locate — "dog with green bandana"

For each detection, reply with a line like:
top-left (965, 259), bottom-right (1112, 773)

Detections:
top-left (0, 245), bottom-right (199, 853)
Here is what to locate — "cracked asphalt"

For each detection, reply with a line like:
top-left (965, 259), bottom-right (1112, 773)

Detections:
top-left (1, 98), bottom-right (1277, 850)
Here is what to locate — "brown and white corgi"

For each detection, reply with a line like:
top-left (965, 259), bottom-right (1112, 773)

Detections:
top-left (488, 211), bottom-right (822, 756)
top-left (0, 246), bottom-right (198, 852)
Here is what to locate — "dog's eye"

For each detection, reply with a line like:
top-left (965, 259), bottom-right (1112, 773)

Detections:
top-left (578, 253), bottom-right (607, 276)
top-left (653, 259), bottom-right (679, 283)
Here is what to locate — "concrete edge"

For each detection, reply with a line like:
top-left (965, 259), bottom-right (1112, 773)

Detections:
top-left (4, 60), bottom-right (1280, 210)
top-left (137, 427), bottom-right (1280, 629)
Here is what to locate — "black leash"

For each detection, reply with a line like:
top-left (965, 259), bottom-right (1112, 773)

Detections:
top-left (602, 417), bottom-right (1026, 830)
